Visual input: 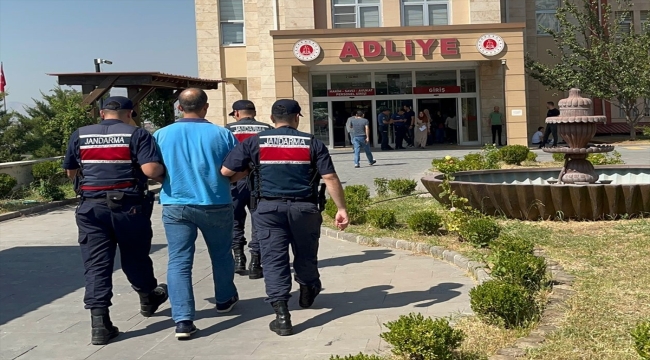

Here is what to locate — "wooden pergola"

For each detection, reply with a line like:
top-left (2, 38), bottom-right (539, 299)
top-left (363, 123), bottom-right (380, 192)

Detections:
top-left (48, 72), bottom-right (224, 126)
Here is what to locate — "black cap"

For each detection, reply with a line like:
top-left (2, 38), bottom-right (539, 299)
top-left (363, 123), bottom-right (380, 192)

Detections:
top-left (229, 100), bottom-right (256, 116)
top-left (102, 96), bottom-right (137, 117)
top-left (271, 99), bottom-right (303, 117)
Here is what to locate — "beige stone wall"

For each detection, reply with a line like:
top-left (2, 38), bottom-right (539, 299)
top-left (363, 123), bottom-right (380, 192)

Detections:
top-left (292, 70), bottom-right (312, 133)
top-left (479, 61), bottom-right (505, 144)
top-left (195, 0), bottom-right (226, 124)
top-left (470, 0), bottom-right (502, 24)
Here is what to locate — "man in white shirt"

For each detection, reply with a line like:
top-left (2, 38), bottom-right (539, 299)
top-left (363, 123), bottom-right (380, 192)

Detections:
top-left (445, 114), bottom-right (458, 144)
top-left (532, 126), bottom-right (545, 147)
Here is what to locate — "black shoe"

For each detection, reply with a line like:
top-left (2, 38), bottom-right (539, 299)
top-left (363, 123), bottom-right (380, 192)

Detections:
top-left (248, 253), bottom-right (263, 279)
top-left (233, 247), bottom-right (247, 275)
top-left (354, 164), bottom-right (360, 168)
top-left (216, 294), bottom-right (239, 313)
top-left (269, 301), bottom-right (293, 336)
top-left (139, 284), bottom-right (168, 317)
top-left (175, 320), bottom-right (197, 340)
top-left (369, 160), bottom-right (376, 166)
top-left (90, 308), bottom-right (119, 345)
top-left (299, 284), bottom-right (321, 309)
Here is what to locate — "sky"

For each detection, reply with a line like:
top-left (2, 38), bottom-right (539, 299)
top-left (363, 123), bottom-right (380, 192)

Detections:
top-left (0, 0), bottom-right (199, 112)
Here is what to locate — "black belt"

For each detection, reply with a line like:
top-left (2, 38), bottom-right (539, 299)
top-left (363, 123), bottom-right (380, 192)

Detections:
top-left (260, 197), bottom-right (317, 204)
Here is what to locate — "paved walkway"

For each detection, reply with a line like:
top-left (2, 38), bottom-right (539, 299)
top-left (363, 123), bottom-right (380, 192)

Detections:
top-left (0, 204), bottom-right (474, 360)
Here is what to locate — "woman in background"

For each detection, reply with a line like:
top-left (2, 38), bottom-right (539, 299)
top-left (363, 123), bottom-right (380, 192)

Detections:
top-left (414, 110), bottom-right (430, 148)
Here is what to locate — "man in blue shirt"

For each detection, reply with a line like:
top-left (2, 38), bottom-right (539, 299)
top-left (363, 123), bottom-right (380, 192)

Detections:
top-left (392, 109), bottom-right (408, 149)
top-left (377, 108), bottom-right (393, 151)
top-left (153, 88), bottom-right (240, 340)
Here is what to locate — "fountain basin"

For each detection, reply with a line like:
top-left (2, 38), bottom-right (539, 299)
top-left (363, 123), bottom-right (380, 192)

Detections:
top-left (421, 166), bottom-right (650, 220)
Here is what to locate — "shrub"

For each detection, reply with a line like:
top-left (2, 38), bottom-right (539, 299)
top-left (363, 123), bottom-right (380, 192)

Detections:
top-left (37, 180), bottom-right (66, 201)
top-left (329, 354), bottom-right (383, 360)
top-left (457, 216), bottom-right (501, 248)
top-left (0, 173), bottom-right (17, 199)
top-left (380, 313), bottom-right (464, 360)
top-left (643, 126), bottom-right (650, 137)
top-left (498, 145), bottom-right (531, 165)
top-left (407, 210), bottom-right (443, 235)
top-left (32, 160), bottom-right (65, 182)
top-left (387, 178), bottom-right (417, 195)
top-left (432, 156), bottom-right (465, 175)
top-left (470, 280), bottom-right (539, 328)
top-left (374, 177), bottom-right (389, 197)
top-left (552, 153), bottom-right (566, 162)
top-left (491, 251), bottom-right (547, 291)
top-left (443, 208), bottom-right (471, 233)
top-left (492, 234), bottom-right (535, 255)
top-left (526, 151), bottom-right (538, 162)
top-left (482, 144), bottom-right (502, 168)
top-left (587, 150), bottom-right (624, 165)
top-left (347, 202), bottom-right (367, 225)
top-left (462, 153), bottom-right (487, 170)
top-left (631, 320), bottom-right (650, 360)
top-left (344, 185), bottom-right (370, 206)
top-left (324, 198), bottom-right (337, 219)
top-left (367, 208), bottom-right (397, 229)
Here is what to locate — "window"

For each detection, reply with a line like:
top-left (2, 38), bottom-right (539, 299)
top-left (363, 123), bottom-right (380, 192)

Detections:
top-left (618, 99), bottom-right (650, 118)
top-left (220, 0), bottom-right (244, 45)
top-left (333, 0), bottom-right (381, 28)
top-left (535, 0), bottom-right (560, 35)
top-left (640, 11), bottom-right (648, 32)
top-left (330, 73), bottom-right (372, 90)
top-left (460, 70), bottom-right (477, 93)
top-left (615, 11), bottom-right (633, 35)
top-left (402, 0), bottom-right (449, 26)
top-left (375, 72), bottom-right (413, 95)
top-left (311, 75), bottom-right (328, 97)
top-left (415, 70), bottom-right (456, 87)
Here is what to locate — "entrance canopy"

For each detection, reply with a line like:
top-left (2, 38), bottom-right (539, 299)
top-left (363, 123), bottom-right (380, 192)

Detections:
top-left (48, 72), bottom-right (224, 125)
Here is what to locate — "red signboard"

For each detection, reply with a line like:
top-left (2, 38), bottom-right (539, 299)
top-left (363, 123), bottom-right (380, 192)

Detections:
top-left (412, 86), bottom-right (461, 94)
top-left (339, 39), bottom-right (458, 59)
top-left (327, 89), bottom-right (376, 97)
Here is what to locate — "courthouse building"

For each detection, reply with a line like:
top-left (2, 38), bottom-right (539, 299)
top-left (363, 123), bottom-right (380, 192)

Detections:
top-left (195, 0), bottom-right (649, 148)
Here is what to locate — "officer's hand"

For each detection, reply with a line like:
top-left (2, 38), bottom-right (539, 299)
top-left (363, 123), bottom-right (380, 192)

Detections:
top-left (335, 209), bottom-right (349, 231)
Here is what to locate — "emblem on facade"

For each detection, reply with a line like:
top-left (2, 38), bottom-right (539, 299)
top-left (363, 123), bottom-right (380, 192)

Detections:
top-left (476, 34), bottom-right (505, 57)
top-left (293, 39), bottom-right (321, 62)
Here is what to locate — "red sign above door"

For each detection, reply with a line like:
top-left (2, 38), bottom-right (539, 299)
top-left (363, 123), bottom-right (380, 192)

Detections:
top-left (412, 86), bottom-right (461, 94)
top-left (327, 89), bottom-right (376, 97)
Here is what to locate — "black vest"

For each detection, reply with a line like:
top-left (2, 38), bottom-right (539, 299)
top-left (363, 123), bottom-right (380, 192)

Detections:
top-left (256, 126), bottom-right (319, 199)
top-left (77, 122), bottom-right (143, 196)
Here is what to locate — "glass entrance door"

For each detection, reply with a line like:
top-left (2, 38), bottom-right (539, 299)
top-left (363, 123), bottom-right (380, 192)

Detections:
top-left (332, 100), bottom-right (373, 147)
top-left (459, 98), bottom-right (480, 145)
top-left (375, 99), bottom-right (413, 148)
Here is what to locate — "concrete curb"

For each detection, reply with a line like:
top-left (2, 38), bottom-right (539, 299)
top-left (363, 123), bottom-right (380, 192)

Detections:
top-left (0, 198), bottom-right (79, 222)
top-left (320, 226), bottom-right (577, 359)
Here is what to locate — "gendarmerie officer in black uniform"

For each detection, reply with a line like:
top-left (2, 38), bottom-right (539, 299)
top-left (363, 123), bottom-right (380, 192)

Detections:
top-left (225, 100), bottom-right (273, 279)
top-left (221, 99), bottom-right (349, 336)
top-left (62, 96), bottom-right (169, 345)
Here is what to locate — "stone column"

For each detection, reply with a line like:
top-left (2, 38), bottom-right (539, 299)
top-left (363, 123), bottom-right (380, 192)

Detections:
top-left (479, 61), bottom-right (505, 145)
top-left (293, 69), bottom-right (311, 133)
top-left (504, 58), bottom-right (528, 146)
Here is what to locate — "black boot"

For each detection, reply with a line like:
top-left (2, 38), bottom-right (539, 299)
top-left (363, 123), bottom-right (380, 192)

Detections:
top-left (90, 308), bottom-right (119, 345)
top-left (299, 284), bottom-right (321, 309)
top-left (233, 246), bottom-right (247, 275)
top-left (269, 301), bottom-right (293, 336)
top-left (248, 253), bottom-right (263, 279)
top-left (139, 284), bottom-right (169, 317)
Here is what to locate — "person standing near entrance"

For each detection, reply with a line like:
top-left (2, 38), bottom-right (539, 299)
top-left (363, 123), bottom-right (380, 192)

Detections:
top-left (542, 101), bottom-right (560, 148)
top-left (221, 99), bottom-right (349, 337)
top-left (378, 108), bottom-right (393, 150)
top-left (489, 106), bottom-right (504, 146)
top-left (154, 89), bottom-right (239, 339)
top-left (445, 112), bottom-right (458, 144)
top-left (345, 112), bottom-right (355, 147)
top-left (348, 110), bottom-right (377, 168)
top-left (414, 110), bottom-right (430, 148)
top-left (63, 96), bottom-right (169, 345)
top-left (403, 105), bottom-right (415, 148)
top-left (225, 100), bottom-right (273, 279)
top-left (392, 109), bottom-right (408, 149)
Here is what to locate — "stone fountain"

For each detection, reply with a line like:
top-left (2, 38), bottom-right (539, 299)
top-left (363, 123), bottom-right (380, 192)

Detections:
top-left (420, 88), bottom-right (650, 220)
top-left (542, 88), bottom-right (615, 184)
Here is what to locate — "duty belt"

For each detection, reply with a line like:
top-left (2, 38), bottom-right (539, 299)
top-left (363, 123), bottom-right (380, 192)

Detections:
top-left (260, 196), bottom-right (317, 204)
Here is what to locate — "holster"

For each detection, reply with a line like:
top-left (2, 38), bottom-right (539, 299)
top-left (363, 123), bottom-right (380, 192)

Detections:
top-left (317, 183), bottom-right (327, 213)
top-left (142, 191), bottom-right (155, 219)
top-left (106, 191), bottom-right (125, 210)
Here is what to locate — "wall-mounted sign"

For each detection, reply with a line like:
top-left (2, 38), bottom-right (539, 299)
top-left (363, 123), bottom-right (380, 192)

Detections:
top-left (327, 89), bottom-right (376, 97)
top-left (412, 86), bottom-right (461, 94)
top-left (511, 109), bottom-right (523, 116)
top-left (293, 39), bottom-right (321, 62)
top-left (339, 39), bottom-right (459, 59)
top-left (476, 34), bottom-right (505, 57)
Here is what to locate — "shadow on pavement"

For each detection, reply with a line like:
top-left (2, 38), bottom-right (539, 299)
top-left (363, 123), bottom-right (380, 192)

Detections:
top-left (318, 249), bottom-right (394, 268)
top-left (0, 244), bottom-right (167, 326)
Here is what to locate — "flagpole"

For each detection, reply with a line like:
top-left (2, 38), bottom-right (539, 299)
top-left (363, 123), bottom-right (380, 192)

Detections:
top-left (0, 62), bottom-right (5, 113)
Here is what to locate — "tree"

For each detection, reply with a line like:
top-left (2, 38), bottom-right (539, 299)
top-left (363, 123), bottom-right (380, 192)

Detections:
top-left (138, 89), bottom-right (177, 129)
top-left (0, 92), bottom-right (26, 162)
top-left (525, 0), bottom-right (650, 139)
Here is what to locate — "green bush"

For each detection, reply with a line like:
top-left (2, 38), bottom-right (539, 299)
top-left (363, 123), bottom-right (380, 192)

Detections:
top-left (492, 234), bottom-right (535, 255)
top-left (387, 178), bottom-right (417, 195)
top-left (348, 202), bottom-right (367, 225)
top-left (461, 153), bottom-right (487, 170)
top-left (632, 320), bottom-right (650, 360)
top-left (345, 185), bottom-right (371, 205)
top-left (552, 153), bottom-right (566, 162)
top-left (432, 156), bottom-right (465, 175)
top-left (491, 251), bottom-right (547, 291)
top-left (587, 150), bottom-right (624, 165)
top-left (329, 354), bottom-right (383, 360)
top-left (482, 144), bottom-right (502, 168)
top-left (374, 177), bottom-right (389, 197)
top-left (526, 151), bottom-right (538, 162)
top-left (380, 313), bottom-right (464, 360)
top-left (324, 198), bottom-right (337, 219)
top-left (643, 126), bottom-right (650, 137)
top-left (37, 180), bottom-right (66, 201)
top-left (470, 280), bottom-right (539, 329)
top-left (367, 208), bottom-right (397, 229)
top-left (407, 210), bottom-right (443, 235)
top-left (498, 145), bottom-right (531, 165)
top-left (32, 160), bottom-right (65, 182)
top-left (457, 216), bottom-right (501, 248)
top-left (0, 173), bottom-right (17, 199)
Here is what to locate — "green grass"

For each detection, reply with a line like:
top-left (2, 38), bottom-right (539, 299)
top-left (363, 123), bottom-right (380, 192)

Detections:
top-left (0, 182), bottom-right (76, 214)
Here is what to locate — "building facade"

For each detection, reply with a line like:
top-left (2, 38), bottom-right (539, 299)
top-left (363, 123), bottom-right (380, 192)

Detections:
top-left (195, 0), bottom-right (649, 148)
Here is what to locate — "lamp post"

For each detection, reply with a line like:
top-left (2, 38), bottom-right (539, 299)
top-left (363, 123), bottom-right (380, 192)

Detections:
top-left (93, 59), bottom-right (112, 108)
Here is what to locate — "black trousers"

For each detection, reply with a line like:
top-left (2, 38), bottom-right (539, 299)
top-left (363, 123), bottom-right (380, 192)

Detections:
top-left (394, 126), bottom-right (406, 148)
top-left (492, 125), bottom-right (503, 145)
top-left (542, 124), bottom-right (559, 147)
top-left (380, 126), bottom-right (390, 150)
top-left (253, 199), bottom-right (322, 303)
top-left (76, 197), bottom-right (158, 309)
top-left (231, 179), bottom-right (258, 254)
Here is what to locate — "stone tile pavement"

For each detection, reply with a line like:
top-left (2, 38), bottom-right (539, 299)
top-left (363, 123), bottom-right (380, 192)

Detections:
top-left (0, 204), bottom-right (474, 360)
